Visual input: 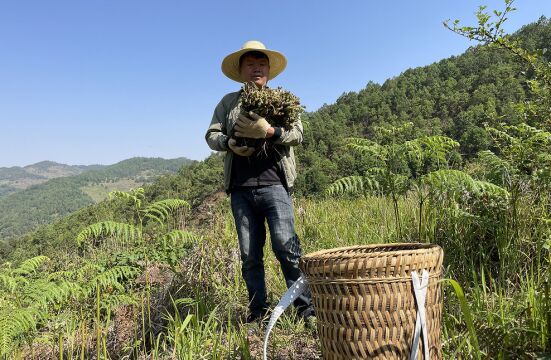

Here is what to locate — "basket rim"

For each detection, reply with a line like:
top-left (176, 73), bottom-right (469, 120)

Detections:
top-left (301, 242), bottom-right (441, 261)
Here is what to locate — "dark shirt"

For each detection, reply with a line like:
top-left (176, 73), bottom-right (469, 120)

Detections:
top-left (231, 141), bottom-right (284, 188)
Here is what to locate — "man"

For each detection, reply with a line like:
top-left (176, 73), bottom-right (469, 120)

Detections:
top-left (205, 40), bottom-right (314, 323)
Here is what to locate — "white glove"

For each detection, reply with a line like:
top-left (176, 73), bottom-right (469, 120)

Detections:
top-left (234, 111), bottom-right (271, 139)
top-left (228, 138), bottom-right (255, 157)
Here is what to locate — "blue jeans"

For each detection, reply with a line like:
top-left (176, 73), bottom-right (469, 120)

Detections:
top-left (230, 185), bottom-right (312, 316)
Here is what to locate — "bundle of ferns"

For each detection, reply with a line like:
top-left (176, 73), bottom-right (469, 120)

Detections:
top-left (240, 82), bottom-right (304, 130)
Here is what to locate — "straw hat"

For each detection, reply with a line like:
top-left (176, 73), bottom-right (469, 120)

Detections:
top-left (221, 40), bottom-right (287, 82)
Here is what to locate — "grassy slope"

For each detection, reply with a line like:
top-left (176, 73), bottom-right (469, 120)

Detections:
top-left (4, 187), bottom-right (547, 359)
top-left (80, 178), bottom-right (143, 203)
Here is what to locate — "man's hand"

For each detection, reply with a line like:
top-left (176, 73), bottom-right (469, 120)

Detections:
top-left (228, 138), bottom-right (255, 157)
top-left (234, 111), bottom-right (271, 139)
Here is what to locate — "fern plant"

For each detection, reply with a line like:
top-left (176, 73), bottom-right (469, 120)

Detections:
top-left (473, 123), bottom-right (551, 245)
top-left (77, 188), bottom-right (190, 249)
top-left (143, 199), bottom-right (190, 227)
top-left (0, 187), bottom-right (197, 358)
top-left (0, 256), bottom-right (81, 357)
top-left (73, 188), bottom-right (196, 355)
top-left (326, 123), bottom-right (460, 239)
top-left (444, 4), bottom-right (551, 353)
top-left (484, 123), bottom-right (551, 190)
top-left (76, 221), bottom-right (142, 248)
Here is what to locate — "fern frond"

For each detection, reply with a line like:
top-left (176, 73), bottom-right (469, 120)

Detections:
top-left (14, 256), bottom-right (49, 276)
top-left (477, 150), bottom-right (512, 180)
top-left (55, 279), bottom-right (83, 301)
top-left (423, 169), bottom-right (476, 191)
top-left (85, 266), bottom-right (140, 295)
top-left (21, 279), bottom-right (75, 307)
top-left (486, 126), bottom-right (519, 148)
top-left (325, 176), bottom-right (380, 196)
top-left (366, 167), bottom-right (387, 177)
top-left (0, 274), bottom-right (20, 293)
top-left (99, 293), bottom-right (137, 312)
top-left (345, 138), bottom-right (387, 159)
top-left (0, 307), bottom-right (44, 357)
top-left (423, 169), bottom-right (509, 201)
top-left (373, 122), bottom-right (414, 140)
top-left (76, 221), bottom-right (141, 247)
top-left (504, 122), bottom-right (548, 139)
top-left (142, 199), bottom-right (190, 225)
top-left (423, 169), bottom-right (478, 202)
top-left (162, 230), bottom-right (200, 245)
top-left (405, 135), bottom-right (459, 163)
top-left (74, 262), bottom-right (103, 282)
top-left (108, 188), bottom-right (145, 208)
top-left (389, 174), bottom-right (411, 194)
top-left (525, 128), bottom-right (551, 146)
top-left (47, 269), bottom-right (76, 281)
top-left (345, 137), bottom-right (378, 147)
top-left (325, 176), bottom-right (364, 196)
top-left (474, 180), bottom-right (510, 199)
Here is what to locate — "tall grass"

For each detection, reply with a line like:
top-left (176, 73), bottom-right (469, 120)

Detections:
top-left (294, 191), bottom-right (550, 358)
top-left (1, 186), bottom-right (549, 358)
top-left (295, 196), bottom-right (418, 250)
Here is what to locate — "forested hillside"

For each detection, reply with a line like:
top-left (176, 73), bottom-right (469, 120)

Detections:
top-left (1, 156), bottom-right (219, 261)
top-left (0, 161), bottom-right (100, 198)
top-left (294, 16), bottom-right (551, 195)
top-left (0, 157), bottom-right (193, 241)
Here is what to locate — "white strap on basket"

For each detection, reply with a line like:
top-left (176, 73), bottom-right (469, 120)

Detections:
top-left (263, 271), bottom-right (431, 360)
top-left (263, 276), bottom-right (308, 360)
top-left (410, 269), bottom-right (430, 360)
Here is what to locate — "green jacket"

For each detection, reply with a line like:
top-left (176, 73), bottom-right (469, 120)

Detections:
top-left (205, 90), bottom-right (303, 192)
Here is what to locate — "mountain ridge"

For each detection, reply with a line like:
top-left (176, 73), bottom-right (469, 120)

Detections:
top-left (1, 161), bottom-right (102, 198)
top-left (0, 156), bottom-right (194, 240)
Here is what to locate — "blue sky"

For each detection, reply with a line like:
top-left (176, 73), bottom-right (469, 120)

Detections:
top-left (1, 0), bottom-right (550, 167)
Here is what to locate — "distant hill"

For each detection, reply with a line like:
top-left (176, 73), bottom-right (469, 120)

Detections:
top-left (0, 157), bottom-right (193, 240)
top-left (0, 161), bottom-right (102, 198)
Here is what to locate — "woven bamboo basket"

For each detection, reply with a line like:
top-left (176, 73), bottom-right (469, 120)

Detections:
top-left (299, 243), bottom-right (444, 360)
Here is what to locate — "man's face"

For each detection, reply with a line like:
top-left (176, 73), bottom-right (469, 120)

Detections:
top-left (239, 55), bottom-right (269, 87)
